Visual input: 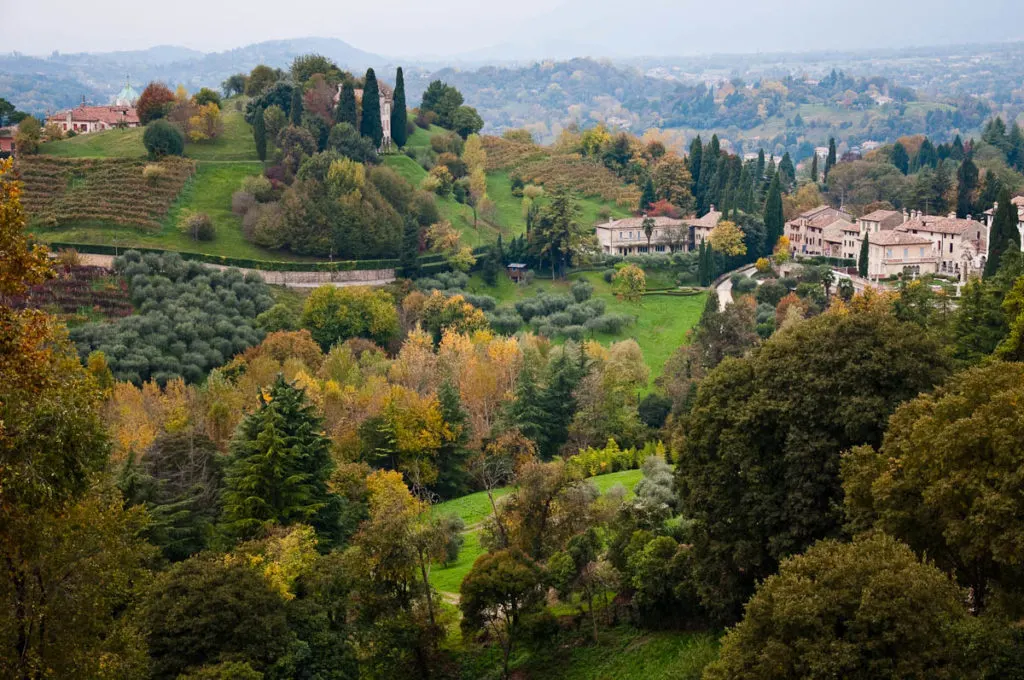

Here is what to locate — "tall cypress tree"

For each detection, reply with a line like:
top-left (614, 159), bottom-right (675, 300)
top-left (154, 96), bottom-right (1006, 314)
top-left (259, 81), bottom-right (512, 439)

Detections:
top-left (689, 135), bottom-right (703, 198)
top-left (391, 67), bottom-right (408, 149)
top-left (434, 380), bottom-right (471, 499)
top-left (778, 152), bottom-right (795, 190)
top-left (335, 80), bottom-right (357, 127)
top-left (253, 106), bottom-right (267, 162)
top-left (399, 215), bottom-right (420, 279)
top-left (891, 142), bottom-right (910, 175)
top-left (360, 68), bottom-right (383, 149)
top-left (985, 188), bottom-right (1020, 278)
top-left (810, 153), bottom-right (819, 183)
top-left (220, 375), bottom-right (341, 545)
top-left (290, 86), bottom-right (303, 125)
top-left (858, 234), bottom-right (870, 278)
top-left (956, 155), bottom-right (979, 218)
top-left (825, 137), bottom-right (837, 179)
top-left (764, 174), bottom-right (784, 256)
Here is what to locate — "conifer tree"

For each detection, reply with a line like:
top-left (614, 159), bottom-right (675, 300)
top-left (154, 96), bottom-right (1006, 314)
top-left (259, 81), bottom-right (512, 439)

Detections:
top-left (985, 188), bottom-right (1020, 278)
top-left (858, 234), bottom-right (870, 278)
top-left (778, 152), bottom-right (795, 190)
top-left (640, 176), bottom-right (657, 212)
top-left (824, 137), bottom-right (837, 179)
top-left (434, 380), bottom-right (471, 499)
top-left (763, 174), bottom-right (784, 256)
top-left (956, 154), bottom-right (979, 218)
top-left (810, 153), bottom-right (818, 183)
top-left (506, 365), bottom-right (548, 455)
top-left (689, 135), bottom-right (703, 197)
top-left (360, 68), bottom-right (383, 149)
top-left (253, 106), bottom-right (267, 161)
top-left (755, 149), bottom-right (765, 182)
top-left (891, 142), bottom-right (910, 175)
top-left (391, 67), bottom-right (408, 149)
top-left (290, 86), bottom-right (303, 125)
top-left (540, 347), bottom-right (584, 459)
top-left (399, 215), bottom-right (420, 279)
top-left (221, 375), bottom-right (341, 545)
top-left (950, 134), bottom-right (965, 161)
top-left (335, 80), bottom-right (357, 127)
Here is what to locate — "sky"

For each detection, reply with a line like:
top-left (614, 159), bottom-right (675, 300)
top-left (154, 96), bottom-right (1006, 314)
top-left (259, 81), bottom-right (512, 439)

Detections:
top-left (4, 0), bottom-right (1024, 59)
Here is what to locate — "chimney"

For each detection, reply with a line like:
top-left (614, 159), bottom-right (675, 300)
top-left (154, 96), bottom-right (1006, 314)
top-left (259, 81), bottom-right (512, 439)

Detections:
top-left (967, 214), bottom-right (972, 221)
top-left (709, 204), bottom-right (716, 212)
top-left (948, 211), bottom-right (956, 219)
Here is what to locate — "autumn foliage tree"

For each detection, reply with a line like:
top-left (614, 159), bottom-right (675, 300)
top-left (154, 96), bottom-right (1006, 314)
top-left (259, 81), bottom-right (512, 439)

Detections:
top-left (137, 82), bottom-right (176, 125)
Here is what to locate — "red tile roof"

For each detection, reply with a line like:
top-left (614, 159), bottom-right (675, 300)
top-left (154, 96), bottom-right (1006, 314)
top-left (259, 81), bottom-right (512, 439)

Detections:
top-left (49, 105), bottom-right (139, 126)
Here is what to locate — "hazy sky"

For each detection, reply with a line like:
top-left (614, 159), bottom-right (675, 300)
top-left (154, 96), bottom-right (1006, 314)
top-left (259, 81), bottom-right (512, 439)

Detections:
top-left (4, 0), bottom-right (552, 56)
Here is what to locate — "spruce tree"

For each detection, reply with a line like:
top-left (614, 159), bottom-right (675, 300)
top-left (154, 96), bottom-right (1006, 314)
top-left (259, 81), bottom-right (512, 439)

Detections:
top-left (290, 86), bottom-right (303, 125)
top-left (335, 80), bottom-right (357, 127)
top-left (858, 234), bottom-right (870, 278)
top-left (360, 68), bottom-right (383, 149)
top-left (399, 215), bottom-right (421, 279)
top-left (951, 135), bottom-right (965, 161)
top-left (985, 188), bottom-right (1020, 278)
top-left (434, 380), bottom-right (471, 499)
top-left (825, 137), bottom-right (837, 179)
top-left (391, 67), bottom-right (408, 149)
top-left (540, 347), bottom-right (583, 459)
top-left (253, 106), bottom-right (267, 162)
top-left (505, 365), bottom-right (548, 455)
top-left (763, 174), bottom-right (784, 256)
top-left (220, 375), bottom-right (341, 545)
top-left (810, 153), bottom-right (818, 183)
top-left (641, 176), bottom-right (657, 212)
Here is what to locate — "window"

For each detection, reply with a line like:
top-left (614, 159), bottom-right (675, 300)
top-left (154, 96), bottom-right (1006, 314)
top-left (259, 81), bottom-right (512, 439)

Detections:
top-left (619, 232), bottom-right (623, 239)
top-left (919, 247), bottom-right (925, 257)
top-left (949, 242), bottom-right (953, 253)
top-left (903, 248), bottom-right (909, 259)
top-left (886, 248), bottom-right (893, 258)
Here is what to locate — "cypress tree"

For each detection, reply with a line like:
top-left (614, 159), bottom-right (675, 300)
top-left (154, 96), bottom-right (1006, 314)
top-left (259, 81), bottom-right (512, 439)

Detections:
top-left (399, 215), bottom-right (420, 279)
top-left (253, 106), bottom-right (267, 162)
top-left (689, 135), bottom-right (703, 196)
top-left (755, 149), bottom-right (766, 182)
top-left (391, 67), bottom-right (408, 149)
top-left (434, 380), bottom-right (471, 499)
top-left (778, 152), bottom-right (795, 190)
top-left (220, 375), bottom-right (341, 545)
top-left (290, 86), bottom-right (303, 126)
top-left (891, 142), bottom-right (910, 175)
top-left (825, 137), bottom-right (837, 179)
top-left (641, 176), bottom-right (657, 212)
top-left (335, 80), bottom-right (357, 127)
top-left (360, 68), bottom-right (383, 149)
top-left (858, 234), bottom-right (870, 278)
top-left (985, 188), bottom-right (1020, 278)
top-left (956, 155), bottom-right (979, 218)
top-left (810, 153), bottom-right (818, 183)
top-left (764, 174), bottom-right (784, 256)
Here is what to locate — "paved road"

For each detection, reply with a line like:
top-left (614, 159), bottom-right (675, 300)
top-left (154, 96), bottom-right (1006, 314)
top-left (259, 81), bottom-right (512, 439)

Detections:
top-left (714, 266), bottom-right (757, 310)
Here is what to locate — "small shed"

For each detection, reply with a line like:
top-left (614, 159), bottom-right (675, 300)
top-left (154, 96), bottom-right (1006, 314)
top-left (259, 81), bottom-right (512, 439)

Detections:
top-left (507, 263), bottom-right (528, 283)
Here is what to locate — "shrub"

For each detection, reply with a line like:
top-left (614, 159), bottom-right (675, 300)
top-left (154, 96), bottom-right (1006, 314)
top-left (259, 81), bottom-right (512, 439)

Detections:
top-left (567, 438), bottom-right (661, 477)
top-left (603, 268), bottom-right (616, 283)
top-left (462, 293), bottom-right (497, 311)
top-left (143, 120), bottom-right (185, 159)
top-left (179, 212), bottom-right (215, 241)
top-left (242, 202), bottom-right (286, 249)
top-left (732, 277), bottom-right (757, 295)
top-left (571, 278), bottom-right (594, 302)
top-left (431, 132), bottom-right (463, 156)
top-left (584, 312), bottom-right (633, 334)
top-left (241, 175), bottom-right (274, 202)
top-left (232, 190), bottom-right (257, 215)
top-left (256, 303), bottom-right (299, 333)
top-left (486, 308), bottom-right (523, 335)
top-left (142, 163), bottom-right (169, 184)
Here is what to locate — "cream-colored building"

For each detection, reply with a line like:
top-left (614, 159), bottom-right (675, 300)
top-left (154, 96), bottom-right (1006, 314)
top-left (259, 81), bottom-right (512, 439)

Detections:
top-left (982, 196), bottom-right (1024, 257)
top-left (895, 212), bottom-right (987, 279)
top-left (821, 219), bottom-right (861, 260)
top-left (786, 205), bottom-right (853, 256)
top-left (865, 230), bottom-right (938, 279)
top-left (335, 82), bottom-right (394, 152)
top-left (594, 209), bottom-right (722, 256)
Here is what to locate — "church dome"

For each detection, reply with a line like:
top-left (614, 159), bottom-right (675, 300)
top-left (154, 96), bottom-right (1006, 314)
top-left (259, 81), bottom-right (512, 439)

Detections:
top-left (113, 78), bottom-right (140, 107)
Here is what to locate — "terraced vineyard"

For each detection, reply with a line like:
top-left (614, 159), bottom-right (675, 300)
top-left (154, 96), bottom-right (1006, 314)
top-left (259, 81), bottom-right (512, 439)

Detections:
top-left (9, 265), bottom-right (133, 326)
top-left (18, 156), bottom-right (195, 232)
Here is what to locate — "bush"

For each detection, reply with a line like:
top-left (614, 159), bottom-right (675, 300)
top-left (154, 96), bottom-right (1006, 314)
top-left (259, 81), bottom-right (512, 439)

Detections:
top-left (240, 175), bottom-right (274, 202)
top-left (462, 293), bottom-right (497, 311)
top-left (430, 132), bottom-right (464, 156)
top-left (732, 277), bottom-right (757, 295)
top-left (256, 303), bottom-right (299, 333)
top-left (584, 313), bottom-right (634, 334)
top-left (603, 268), bottom-right (616, 283)
top-left (179, 212), bottom-right (215, 241)
top-left (567, 438), bottom-right (662, 477)
top-left (142, 163), bottom-right (169, 184)
top-left (486, 308), bottom-right (523, 335)
top-left (143, 120), bottom-right (185, 159)
top-left (231, 190), bottom-right (257, 216)
top-left (571, 278), bottom-right (594, 302)
top-left (755, 279), bottom-right (788, 307)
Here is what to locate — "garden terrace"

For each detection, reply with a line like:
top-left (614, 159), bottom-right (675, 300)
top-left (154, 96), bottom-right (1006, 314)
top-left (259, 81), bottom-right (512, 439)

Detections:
top-left (17, 156), bottom-right (195, 232)
top-left (8, 265), bottom-right (133, 326)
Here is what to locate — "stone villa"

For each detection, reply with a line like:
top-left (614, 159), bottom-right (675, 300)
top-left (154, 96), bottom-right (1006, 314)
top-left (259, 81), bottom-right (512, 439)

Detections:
top-left (335, 82), bottom-right (393, 152)
top-left (594, 208), bottom-right (723, 256)
top-left (46, 79), bottom-right (141, 135)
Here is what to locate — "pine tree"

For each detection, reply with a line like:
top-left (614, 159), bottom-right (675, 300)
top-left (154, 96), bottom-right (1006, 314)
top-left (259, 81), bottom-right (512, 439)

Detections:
top-left (985, 188), bottom-right (1020, 278)
top-left (810, 153), bottom-right (818, 183)
top-left (540, 347), bottom-right (583, 459)
top-left (956, 155), bottom-right (979, 218)
top-left (335, 80), bottom-right (357, 127)
top-left (951, 135), bottom-right (965, 161)
top-left (399, 215), bottom-right (421, 279)
top-left (253, 106), bottom-right (267, 162)
top-left (290, 86), bottom-right (303, 125)
top-left (505, 365), bottom-right (548, 455)
top-left (360, 68), bottom-right (383, 149)
top-left (763, 174), bottom-right (784, 256)
top-left (891, 142), bottom-right (910, 175)
top-left (858, 233), bottom-right (870, 278)
top-left (434, 380), bottom-right (471, 499)
top-left (640, 176), bottom-right (657, 212)
top-left (221, 375), bottom-right (341, 545)
top-left (391, 67), bottom-right (408, 149)
top-left (825, 137), bottom-right (837, 179)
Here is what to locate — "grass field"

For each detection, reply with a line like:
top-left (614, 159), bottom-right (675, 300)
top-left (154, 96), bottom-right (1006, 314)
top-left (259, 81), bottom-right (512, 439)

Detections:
top-left (430, 469), bottom-right (643, 596)
top-left (467, 270), bottom-right (706, 386)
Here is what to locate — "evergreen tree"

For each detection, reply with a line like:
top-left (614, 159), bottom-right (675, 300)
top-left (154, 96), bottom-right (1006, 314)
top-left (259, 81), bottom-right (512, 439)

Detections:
top-left (360, 68), bottom-right (383, 149)
top-left (859, 233), bottom-right (870, 278)
top-left (505, 365), bottom-right (548, 455)
top-left (220, 375), bottom-right (341, 545)
top-left (640, 175), bottom-right (657, 212)
top-left (290, 86), bottom-right (303, 126)
top-left (481, 243), bottom-right (501, 286)
top-left (950, 134), bottom-right (965, 161)
top-left (399, 215), bottom-right (421, 279)
top-left (824, 137), bottom-right (837, 179)
top-left (891, 142), bottom-right (910, 175)
top-left (778, 152), bottom-right (795, 190)
top-left (1008, 123), bottom-right (1024, 172)
top-left (335, 80), bottom-right (357, 127)
top-left (253, 106), bottom-right (267, 162)
top-left (434, 380), bottom-right (471, 498)
top-left (810, 153), bottom-right (818, 183)
top-left (978, 171), bottom-right (1002, 214)
top-left (391, 67), bottom-right (408, 149)
top-left (763, 174), bottom-right (784, 256)
top-left (689, 135), bottom-right (703, 197)
top-left (985, 188), bottom-right (1020, 278)
top-left (539, 347), bottom-right (583, 459)
top-left (755, 149), bottom-right (766, 183)
top-left (956, 155), bottom-right (979, 218)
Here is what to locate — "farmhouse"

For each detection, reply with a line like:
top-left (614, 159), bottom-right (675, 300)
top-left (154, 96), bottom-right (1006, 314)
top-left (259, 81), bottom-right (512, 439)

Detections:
top-left (47, 102), bottom-right (140, 134)
top-left (594, 208), bottom-right (722, 256)
top-left (0, 127), bottom-right (14, 157)
top-left (785, 205), bottom-right (853, 256)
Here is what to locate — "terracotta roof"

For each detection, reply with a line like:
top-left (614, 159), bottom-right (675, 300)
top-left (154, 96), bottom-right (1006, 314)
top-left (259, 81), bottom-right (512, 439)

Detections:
top-left (597, 216), bottom-right (686, 231)
top-left (689, 209), bottom-right (722, 229)
top-left (834, 218), bottom-right (859, 233)
top-left (822, 226), bottom-right (844, 243)
top-left (860, 209), bottom-right (902, 222)
top-left (1012, 196), bottom-right (1024, 207)
top-left (869, 231), bottom-right (933, 247)
top-left (49, 105), bottom-right (139, 126)
top-left (896, 215), bottom-right (985, 236)
top-left (798, 204), bottom-right (834, 219)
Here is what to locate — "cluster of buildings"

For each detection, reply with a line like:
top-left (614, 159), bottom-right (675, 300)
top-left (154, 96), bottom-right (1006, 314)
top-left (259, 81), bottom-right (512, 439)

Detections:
top-left (785, 203), bottom-right (1024, 280)
top-left (45, 80), bottom-right (141, 136)
top-left (594, 208), bottom-right (723, 255)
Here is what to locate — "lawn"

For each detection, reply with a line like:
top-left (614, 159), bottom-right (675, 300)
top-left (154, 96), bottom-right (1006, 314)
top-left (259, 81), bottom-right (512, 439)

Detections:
top-left (467, 270), bottom-right (706, 386)
top-left (430, 469), bottom-right (643, 596)
top-left (406, 124), bottom-right (448, 148)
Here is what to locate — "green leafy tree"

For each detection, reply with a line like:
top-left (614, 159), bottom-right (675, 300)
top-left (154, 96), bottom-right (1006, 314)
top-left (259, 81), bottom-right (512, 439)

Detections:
top-left (460, 549), bottom-right (546, 680)
top-left (300, 284), bottom-right (399, 350)
top-left (704, 533), bottom-right (984, 680)
top-left (220, 376), bottom-right (342, 544)
top-left (810, 153), bottom-right (818, 183)
top-left (360, 68), bottom-right (383, 149)
top-left (391, 67), bottom-right (408, 148)
top-left (676, 303), bottom-right (951, 622)
top-left (858, 233), bottom-right (869, 277)
top-left (532, 191), bottom-right (589, 279)
top-left (245, 65), bottom-right (280, 97)
top-left (252, 106), bottom-right (267, 161)
top-left (143, 119), bottom-right (185, 159)
top-left (450, 106), bottom-right (484, 139)
top-left (984, 187), bottom-right (1020, 278)
top-left (763, 174), bottom-right (784, 256)
top-left (335, 80), bottom-right (357, 127)
top-left (842, 362), bottom-right (1024, 610)
top-left (221, 73), bottom-right (247, 97)
top-left (289, 86), bottom-right (303, 126)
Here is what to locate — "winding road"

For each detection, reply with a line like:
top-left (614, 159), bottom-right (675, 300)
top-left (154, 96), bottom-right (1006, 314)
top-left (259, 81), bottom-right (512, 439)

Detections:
top-left (714, 266), bottom-right (758, 310)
